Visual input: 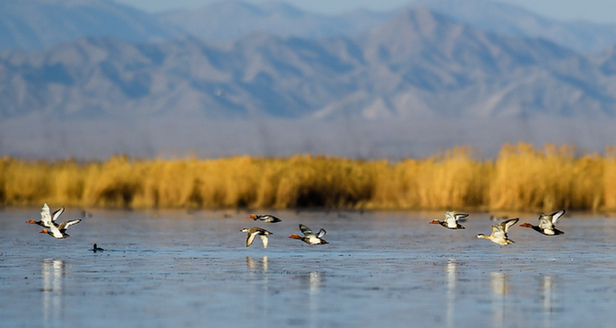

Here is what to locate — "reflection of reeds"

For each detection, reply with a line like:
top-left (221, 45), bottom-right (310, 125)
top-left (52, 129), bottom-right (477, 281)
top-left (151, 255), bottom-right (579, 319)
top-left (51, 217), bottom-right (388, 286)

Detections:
top-left (1, 143), bottom-right (615, 211)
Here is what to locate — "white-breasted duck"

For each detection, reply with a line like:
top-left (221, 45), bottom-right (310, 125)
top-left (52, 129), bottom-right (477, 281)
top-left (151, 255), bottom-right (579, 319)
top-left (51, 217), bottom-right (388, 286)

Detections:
top-left (520, 209), bottom-right (565, 235)
top-left (475, 218), bottom-right (519, 245)
top-left (40, 218), bottom-right (82, 239)
top-left (288, 224), bottom-right (328, 245)
top-left (241, 227), bottom-right (272, 248)
top-left (247, 214), bottom-right (281, 223)
top-left (429, 211), bottom-right (468, 229)
top-left (27, 203), bottom-right (64, 228)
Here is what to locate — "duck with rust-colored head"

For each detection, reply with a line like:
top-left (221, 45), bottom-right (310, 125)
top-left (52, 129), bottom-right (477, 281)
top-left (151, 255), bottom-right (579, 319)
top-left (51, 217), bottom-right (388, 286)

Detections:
top-left (247, 214), bottom-right (281, 223)
top-left (429, 211), bottom-right (468, 229)
top-left (520, 210), bottom-right (565, 236)
top-left (288, 224), bottom-right (328, 245)
top-left (40, 217), bottom-right (82, 239)
top-left (27, 203), bottom-right (64, 228)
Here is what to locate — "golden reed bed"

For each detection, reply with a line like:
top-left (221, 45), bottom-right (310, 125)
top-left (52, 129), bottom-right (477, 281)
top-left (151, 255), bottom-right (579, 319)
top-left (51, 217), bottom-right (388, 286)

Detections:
top-left (2, 143), bottom-right (615, 211)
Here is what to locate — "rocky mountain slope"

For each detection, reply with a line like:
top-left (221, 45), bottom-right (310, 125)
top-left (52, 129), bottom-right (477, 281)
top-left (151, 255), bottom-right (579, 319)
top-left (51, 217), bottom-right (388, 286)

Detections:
top-left (2, 8), bottom-right (615, 121)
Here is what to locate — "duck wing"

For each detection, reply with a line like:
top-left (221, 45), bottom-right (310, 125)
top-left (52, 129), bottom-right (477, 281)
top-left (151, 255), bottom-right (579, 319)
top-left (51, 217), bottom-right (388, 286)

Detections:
top-left (246, 232), bottom-right (257, 247)
top-left (538, 214), bottom-right (556, 232)
top-left (259, 235), bottom-right (269, 248)
top-left (58, 219), bottom-right (82, 230)
top-left (299, 224), bottom-right (314, 236)
top-left (502, 218), bottom-right (519, 233)
top-left (490, 223), bottom-right (507, 240)
top-left (444, 211), bottom-right (457, 228)
top-left (51, 207), bottom-right (65, 223)
top-left (40, 203), bottom-right (53, 227)
top-left (316, 229), bottom-right (326, 238)
top-left (455, 213), bottom-right (469, 222)
top-left (550, 210), bottom-right (565, 224)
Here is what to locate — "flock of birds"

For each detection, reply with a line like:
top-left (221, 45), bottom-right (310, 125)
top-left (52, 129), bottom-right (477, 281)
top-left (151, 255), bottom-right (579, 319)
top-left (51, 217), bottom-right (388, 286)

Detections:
top-left (26, 203), bottom-right (565, 249)
top-left (242, 214), bottom-right (328, 247)
top-left (25, 204), bottom-right (329, 249)
top-left (430, 210), bottom-right (566, 245)
top-left (244, 209), bottom-right (566, 248)
top-left (25, 203), bottom-right (107, 252)
top-left (26, 203), bottom-right (82, 239)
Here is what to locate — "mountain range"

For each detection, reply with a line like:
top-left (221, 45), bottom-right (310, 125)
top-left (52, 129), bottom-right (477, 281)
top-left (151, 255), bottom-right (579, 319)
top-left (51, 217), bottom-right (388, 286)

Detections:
top-left (3, 0), bottom-right (616, 52)
top-left (0, 0), bottom-right (178, 51)
top-left (1, 0), bottom-right (616, 159)
top-left (3, 5), bottom-right (616, 120)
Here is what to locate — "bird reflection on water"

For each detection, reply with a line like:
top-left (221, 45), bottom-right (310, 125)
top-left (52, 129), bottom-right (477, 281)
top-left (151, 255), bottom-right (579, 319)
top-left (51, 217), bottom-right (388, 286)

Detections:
top-left (245, 256), bottom-right (271, 322)
top-left (542, 275), bottom-right (556, 328)
top-left (445, 258), bottom-right (456, 328)
top-left (246, 256), bottom-right (269, 273)
top-left (304, 271), bottom-right (322, 328)
top-left (491, 272), bottom-right (508, 328)
top-left (42, 259), bottom-right (65, 327)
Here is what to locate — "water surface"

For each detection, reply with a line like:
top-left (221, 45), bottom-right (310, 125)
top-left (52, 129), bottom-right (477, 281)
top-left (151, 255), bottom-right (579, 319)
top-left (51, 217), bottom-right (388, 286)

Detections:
top-left (1, 208), bottom-right (615, 327)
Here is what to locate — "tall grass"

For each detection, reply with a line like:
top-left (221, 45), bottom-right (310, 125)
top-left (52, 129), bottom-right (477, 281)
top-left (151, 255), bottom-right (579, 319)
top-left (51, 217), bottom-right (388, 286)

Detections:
top-left (1, 143), bottom-right (615, 211)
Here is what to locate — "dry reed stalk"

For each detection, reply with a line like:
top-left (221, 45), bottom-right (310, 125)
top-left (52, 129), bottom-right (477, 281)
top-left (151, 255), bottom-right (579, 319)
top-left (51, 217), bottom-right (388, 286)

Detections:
top-left (0, 144), bottom-right (613, 211)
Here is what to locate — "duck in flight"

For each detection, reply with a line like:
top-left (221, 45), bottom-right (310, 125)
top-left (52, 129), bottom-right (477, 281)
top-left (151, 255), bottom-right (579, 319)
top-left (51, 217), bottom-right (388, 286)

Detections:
top-left (26, 203), bottom-right (64, 228)
top-left (39, 218), bottom-right (82, 239)
top-left (429, 211), bottom-right (468, 229)
top-left (475, 218), bottom-right (519, 245)
top-left (288, 224), bottom-right (328, 245)
top-left (241, 227), bottom-right (272, 248)
top-left (29, 203), bottom-right (82, 238)
top-left (520, 210), bottom-right (565, 235)
top-left (247, 214), bottom-right (281, 223)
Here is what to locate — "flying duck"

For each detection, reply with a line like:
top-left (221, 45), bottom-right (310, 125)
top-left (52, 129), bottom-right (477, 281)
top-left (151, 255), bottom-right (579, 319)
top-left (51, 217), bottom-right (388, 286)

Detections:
top-left (26, 203), bottom-right (64, 228)
top-left (475, 218), bottom-right (519, 245)
top-left (520, 210), bottom-right (565, 235)
top-left (241, 227), bottom-right (272, 248)
top-left (39, 218), bottom-right (82, 239)
top-left (288, 224), bottom-right (328, 245)
top-left (247, 214), bottom-right (282, 223)
top-left (429, 211), bottom-right (468, 229)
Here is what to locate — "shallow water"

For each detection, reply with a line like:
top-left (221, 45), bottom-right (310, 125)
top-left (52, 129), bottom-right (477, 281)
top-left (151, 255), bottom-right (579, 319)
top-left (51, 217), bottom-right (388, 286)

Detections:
top-left (1, 208), bottom-right (616, 327)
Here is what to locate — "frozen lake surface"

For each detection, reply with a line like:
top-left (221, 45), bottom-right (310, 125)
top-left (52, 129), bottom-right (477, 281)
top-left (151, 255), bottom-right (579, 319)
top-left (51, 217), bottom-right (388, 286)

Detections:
top-left (1, 208), bottom-right (616, 327)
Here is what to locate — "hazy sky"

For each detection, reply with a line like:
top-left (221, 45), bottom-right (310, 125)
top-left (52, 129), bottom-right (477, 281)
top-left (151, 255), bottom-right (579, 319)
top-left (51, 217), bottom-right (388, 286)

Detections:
top-left (114, 0), bottom-right (616, 24)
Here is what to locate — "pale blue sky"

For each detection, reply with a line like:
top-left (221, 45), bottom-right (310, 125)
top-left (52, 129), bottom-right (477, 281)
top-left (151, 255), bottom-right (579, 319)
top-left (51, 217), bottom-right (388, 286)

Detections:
top-left (114, 0), bottom-right (616, 24)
